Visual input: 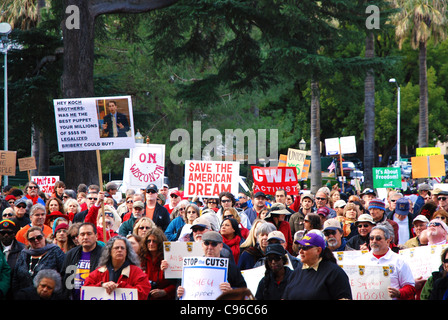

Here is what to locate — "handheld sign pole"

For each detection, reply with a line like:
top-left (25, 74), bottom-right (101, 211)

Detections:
top-left (96, 150), bottom-right (107, 243)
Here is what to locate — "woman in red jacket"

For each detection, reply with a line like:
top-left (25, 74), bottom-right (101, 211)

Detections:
top-left (83, 236), bottom-right (151, 300)
top-left (138, 228), bottom-right (176, 300)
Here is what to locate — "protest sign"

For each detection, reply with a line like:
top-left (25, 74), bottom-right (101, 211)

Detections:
top-left (127, 143), bottom-right (165, 190)
top-left (80, 286), bottom-right (138, 300)
top-left (181, 256), bottom-right (228, 300)
top-left (251, 166), bottom-right (298, 195)
top-left (325, 136), bottom-right (356, 155)
top-left (278, 154), bottom-right (287, 167)
top-left (411, 154), bottom-right (445, 178)
top-left (372, 167), bottom-right (402, 189)
top-left (163, 241), bottom-right (203, 279)
top-left (286, 148), bottom-right (307, 178)
top-left (241, 265), bottom-right (266, 296)
top-left (399, 244), bottom-right (448, 280)
top-left (31, 176), bottom-right (59, 195)
top-left (340, 265), bottom-right (392, 300)
top-left (18, 157), bottom-right (36, 171)
top-left (53, 95), bottom-right (135, 152)
top-left (301, 159), bottom-right (310, 181)
top-left (416, 147), bottom-right (441, 156)
top-left (184, 160), bottom-right (240, 197)
top-left (334, 250), bottom-right (368, 265)
top-left (0, 151), bottom-right (16, 176)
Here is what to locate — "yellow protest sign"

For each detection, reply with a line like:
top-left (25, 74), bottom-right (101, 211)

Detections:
top-left (416, 147), bottom-right (441, 157)
top-left (286, 148), bottom-right (307, 178)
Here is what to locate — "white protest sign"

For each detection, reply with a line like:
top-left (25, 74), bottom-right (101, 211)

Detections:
top-left (286, 148), bottom-right (307, 178)
top-left (334, 250), bottom-right (368, 265)
top-left (399, 244), bottom-right (448, 280)
top-left (340, 265), bottom-right (392, 300)
top-left (325, 136), bottom-right (357, 155)
top-left (184, 160), bottom-right (240, 197)
top-left (163, 241), bottom-right (203, 279)
top-left (80, 286), bottom-right (138, 300)
top-left (181, 256), bottom-right (228, 300)
top-left (241, 265), bottom-right (266, 296)
top-left (53, 95), bottom-right (135, 152)
top-left (127, 143), bottom-right (165, 190)
top-left (31, 176), bottom-right (59, 195)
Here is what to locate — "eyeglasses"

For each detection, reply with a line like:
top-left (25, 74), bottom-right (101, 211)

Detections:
top-left (315, 197), bottom-right (326, 201)
top-left (133, 207), bottom-right (143, 211)
top-left (192, 226), bottom-right (206, 232)
top-left (8, 200), bottom-right (14, 204)
top-left (126, 200), bottom-right (133, 203)
top-left (87, 197), bottom-right (98, 201)
top-left (223, 215), bottom-right (233, 219)
top-left (208, 201), bottom-right (217, 205)
top-left (28, 234), bottom-right (44, 242)
top-left (323, 230), bottom-right (337, 236)
top-left (298, 246), bottom-right (315, 251)
top-left (2, 213), bottom-right (14, 218)
top-left (438, 197), bottom-right (447, 201)
top-left (178, 207), bottom-right (185, 211)
top-left (28, 186), bottom-right (38, 189)
top-left (390, 199), bottom-right (397, 202)
top-left (428, 222), bottom-right (442, 227)
top-left (17, 205), bottom-right (26, 209)
top-left (443, 259), bottom-right (448, 264)
top-left (170, 194), bottom-right (178, 197)
top-left (146, 239), bottom-right (158, 244)
top-left (357, 224), bottom-right (371, 228)
top-left (203, 240), bottom-right (219, 247)
top-left (139, 226), bottom-right (152, 230)
top-left (221, 199), bottom-right (231, 203)
top-left (369, 235), bottom-right (384, 241)
top-left (267, 255), bottom-right (282, 262)
top-left (0, 230), bottom-right (14, 236)
top-left (147, 190), bottom-right (158, 194)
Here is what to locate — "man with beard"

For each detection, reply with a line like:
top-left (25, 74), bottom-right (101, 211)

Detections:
top-left (427, 219), bottom-right (448, 245)
top-left (356, 225), bottom-right (415, 300)
top-left (323, 218), bottom-right (346, 251)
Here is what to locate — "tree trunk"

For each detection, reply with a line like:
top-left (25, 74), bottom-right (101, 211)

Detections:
top-left (310, 79), bottom-right (322, 194)
top-left (363, 32), bottom-right (375, 189)
top-left (61, 0), bottom-right (178, 189)
top-left (418, 41), bottom-right (428, 148)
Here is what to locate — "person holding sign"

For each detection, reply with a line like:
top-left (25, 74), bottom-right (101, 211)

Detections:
top-left (420, 247), bottom-right (448, 300)
top-left (176, 231), bottom-right (247, 298)
top-left (101, 100), bottom-right (130, 137)
top-left (83, 236), bottom-right (150, 300)
top-left (282, 233), bottom-right (352, 300)
top-left (356, 225), bottom-right (415, 300)
top-left (139, 228), bottom-right (176, 300)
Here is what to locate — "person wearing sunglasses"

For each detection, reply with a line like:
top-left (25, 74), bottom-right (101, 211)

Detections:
top-left (145, 183), bottom-right (170, 231)
top-left (138, 227), bottom-right (176, 300)
top-left (346, 214), bottom-right (376, 251)
top-left (12, 226), bottom-right (65, 298)
top-left (23, 181), bottom-right (45, 206)
top-left (437, 190), bottom-right (448, 212)
top-left (118, 200), bottom-right (146, 237)
top-left (13, 198), bottom-right (31, 229)
top-left (283, 232), bottom-right (352, 300)
top-left (176, 231), bottom-right (247, 299)
top-left (255, 243), bottom-right (293, 300)
top-left (427, 219), bottom-right (448, 245)
top-left (420, 247), bottom-right (448, 300)
top-left (356, 225), bottom-right (416, 300)
top-left (368, 198), bottom-right (399, 246)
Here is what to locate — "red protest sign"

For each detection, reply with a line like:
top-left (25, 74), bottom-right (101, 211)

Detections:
top-left (251, 166), bottom-right (298, 195)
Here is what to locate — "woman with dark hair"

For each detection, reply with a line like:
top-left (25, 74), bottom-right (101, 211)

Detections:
top-left (83, 235), bottom-right (151, 300)
top-left (220, 217), bottom-right (243, 265)
top-left (139, 228), bottom-right (176, 300)
top-left (255, 243), bottom-right (293, 300)
top-left (282, 233), bottom-right (352, 300)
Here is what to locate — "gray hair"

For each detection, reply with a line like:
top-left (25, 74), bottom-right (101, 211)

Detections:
top-left (98, 235), bottom-right (140, 267)
top-left (371, 223), bottom-right (393, 241)
top-left (30, 204), bottom-right (46, 217)
top-left (33, 269), bottom-right (62, 292)
top-left (256, 222), bottom-right (277, 237)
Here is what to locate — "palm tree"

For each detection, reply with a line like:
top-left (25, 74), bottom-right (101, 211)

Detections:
top-left (310, 79), bottom-right (322, 194)
top-left (391, 0), bottom-right (448, 147)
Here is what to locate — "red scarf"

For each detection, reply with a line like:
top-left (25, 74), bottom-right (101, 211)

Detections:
top-left (223, 235), bottom-right (241, 265)
top-left (25, 195), bottom-right (39, 205)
